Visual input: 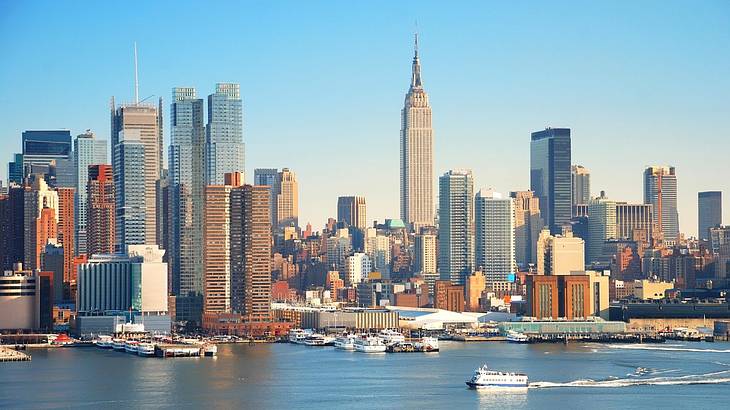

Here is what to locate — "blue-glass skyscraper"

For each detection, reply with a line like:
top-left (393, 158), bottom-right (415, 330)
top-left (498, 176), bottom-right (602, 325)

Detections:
top-left (698, 191), bottom-right (722, 241)
top-left (21, 130), bottom-right (74, 187)
top-left (206, 83), bottom-right (244, 185)
top-left (74, 130), bottom-right (108, 255)
top-left (530, 128), bottom-right (572, 234)
top-left (438, 169), bottom-right (474, 286)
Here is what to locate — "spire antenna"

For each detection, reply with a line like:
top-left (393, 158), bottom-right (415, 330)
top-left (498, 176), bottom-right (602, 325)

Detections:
top-left (134, 42), bottom-right (139, 104)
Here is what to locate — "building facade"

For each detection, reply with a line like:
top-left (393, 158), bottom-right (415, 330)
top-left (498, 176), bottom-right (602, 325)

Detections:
top-left (438, 170), bottom-right (474, 286)
top-left (587, 192), bottom-right (616, 264)
top-left (571, 165), bottom-right (590, 207)
top-left (206, 83), bottom-right (244, 185)
top-left (643, 165), bottom-right (679, 242)
top-left (511, 191), bottom-right (543, 268)
top-left (475, 189), bottom-right (516, 283)
top-left (74, 130), bottom-right (108, 255)
top-left (337, 196), bottom-right (367, 230)
top-left (87, 165), bottom-right (115, 256)
top-left (698, 191), bottom-right (722, 241)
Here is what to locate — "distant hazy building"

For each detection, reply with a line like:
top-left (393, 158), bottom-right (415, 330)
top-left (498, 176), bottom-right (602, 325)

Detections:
top-left (536, 229), bottom-right (585, 275)
top-left (254, 168), bottom-right (279, 227)
top-left (510, 191), bottom-right (543, 267)
top-left (254, 168), bottom-right (298, 232)
top-left (587, 192), bottom-right (617, 264)
top-left (73, 130), bottom-right (107, 255)
top-left (400, 35), bottom-right (434, 232)
top-left (326, 229), bottom-right (352, 273)
top-left (615, 203), bottom-right (653, 243)
top-left (0, 186), bottom-right (25, 270)
top-left (531, 128), bottom-right (571, 234)
top-left (168, 87), bottom-right (206, 322)
top-left (7, 153), bottom-right (24, 185)
top-left (87, 165), bottom-right (115, 256)
top-left (643, 166), bottom-right (679, 242)
top-left (698, 191), bottom-right (722, 241)
top-left (337, 196), bottom-right (367, 230)
top-left (438, 170), bottom-right (474, 285)
top-left (111, 99), bottom-right (163, 247)
top-left (475, 189), bottom-right (516, 283)
top-left (414, 226), bottom-right (438, 292)
top-left (206, 83), bottom-right (244, 185)
top-left (710, 226), bottom-right (730, 255)
top-left (365, 228), bottom-right (391, 278)
top-left (571, 165), bottom-right (590, 207)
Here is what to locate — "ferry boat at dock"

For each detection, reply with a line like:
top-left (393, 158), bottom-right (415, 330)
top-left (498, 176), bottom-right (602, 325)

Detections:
top-left (112, 339), bottom-right (126, 351)
top-left (334, 334), bottom-right (357, 350)
top-left (203, 344), bottom-right (218, 357)
top-left (466, 364), bottom-right (528, 390)
top-left (506, 331), bottom-right (531, 344)
top-left (95, 335), bottom-right (114, 349)
top-left (378, 329), bottom-right (406, 345)
top-left (124, 340), bottom-right (139, 354)
top-left (415, 337), bottom-right (439, 352)
top-left (303, 334), bottom-right (335, 346)
top-left (137, 343), bottom-right (156, 357)
top-left (353, 335), bottom-right (386, 353)
top-left (288, 329), bottom-right (312, 344)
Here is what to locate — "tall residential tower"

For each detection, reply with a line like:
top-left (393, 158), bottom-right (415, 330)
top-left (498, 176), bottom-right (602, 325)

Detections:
top-left (206, 83), bottom-right (244, 185)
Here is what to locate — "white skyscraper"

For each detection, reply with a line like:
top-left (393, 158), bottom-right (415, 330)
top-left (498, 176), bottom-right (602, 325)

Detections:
top-left (206, 83), bottom-right (245, 185)
top-left (74, 130), bottom-right (107, 254)
top-left (438, 169), bottom-right (474, 285)
top-left (475, 189), bottom-right (516, 283)
top-left (400, 34), bottom-right (434, 232)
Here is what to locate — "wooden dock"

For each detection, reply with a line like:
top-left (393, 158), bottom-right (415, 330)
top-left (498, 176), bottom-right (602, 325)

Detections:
top-left (0, 346), bottom-right (31, 362)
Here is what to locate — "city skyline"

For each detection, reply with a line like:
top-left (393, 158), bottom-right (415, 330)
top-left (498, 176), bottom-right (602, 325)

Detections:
top-left (1, 1), bottom-right (729, 235)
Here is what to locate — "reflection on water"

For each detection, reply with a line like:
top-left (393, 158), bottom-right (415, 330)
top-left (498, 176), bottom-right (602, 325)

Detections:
top-left (1, 341), bottom-right (729, 409)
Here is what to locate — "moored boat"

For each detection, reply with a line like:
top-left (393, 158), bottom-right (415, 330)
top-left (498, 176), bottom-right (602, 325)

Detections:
top-left (288, 329), bottom-right (312, 344)
top-left (353, 335), bottom-right (386, 353)
top-left (506, 331), bottom-right (531, 344)
top-left (378, 329), bottom-right (406, 346)
top-left (334, 334), bottom-right (357, 350)
top-left (137, 343), bottom-right (156, 357)
top-left (95, 335), bottom-right (114, 349)
top-left (203, 344), bottom-right (218, 357)
top-left (112, 339), bottom-right (126, 350)
top-left (416, 337), bottom-right (439, 352)
top-left (466, 364), bottom-right (528, 390)
top-left (124, 340), bottom-right (139, 354)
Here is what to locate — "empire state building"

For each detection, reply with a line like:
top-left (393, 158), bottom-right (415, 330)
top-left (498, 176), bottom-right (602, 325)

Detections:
top-left (400, 34), bottom-right (434, 232)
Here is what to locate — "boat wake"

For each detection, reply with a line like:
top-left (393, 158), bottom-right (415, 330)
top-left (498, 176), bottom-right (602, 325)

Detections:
top-left (604, 344), bottom-right (730, 353)
top-left (529, 370), bottom-right (730, 389)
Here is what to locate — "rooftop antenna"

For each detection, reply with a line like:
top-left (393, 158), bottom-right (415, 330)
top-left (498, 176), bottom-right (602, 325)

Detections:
top-left (414, 20), bottom-right (419, 57)
top-left (134, 42), bottom-right (139, 104)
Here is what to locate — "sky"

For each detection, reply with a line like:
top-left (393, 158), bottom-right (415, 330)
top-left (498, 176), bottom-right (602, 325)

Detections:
top-left (1, 1), bottom-right (728, 236)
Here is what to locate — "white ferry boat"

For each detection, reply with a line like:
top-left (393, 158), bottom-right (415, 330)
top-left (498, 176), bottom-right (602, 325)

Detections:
top-left (466, 364), bottom-right (528, 390)
top-left (378, 329), bottom-right (406, 345)
top-left (95, 335), bottom-right (113, 349)
top-left (137, 343), bottom-right (156, 357)
top-left (415, 337), bottom-right (439, 352)
top-left (124, 340), bottom-right (139, 354)
top-left (353, 335), bottom-right (386, 353)
top-left (112, 339), bottom-right (126, 351)
top-left (334, 334), bottom-right (357, 350)
top-left (303, 334), bottom-right (335, 346)
top-left (506, 331), bottom-right (530, 344)
top-left (288, 329), bottom-right (312, 344)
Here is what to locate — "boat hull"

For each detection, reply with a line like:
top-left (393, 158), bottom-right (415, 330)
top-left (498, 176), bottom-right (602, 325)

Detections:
top-left (466, 381), bottom-right (528, 390)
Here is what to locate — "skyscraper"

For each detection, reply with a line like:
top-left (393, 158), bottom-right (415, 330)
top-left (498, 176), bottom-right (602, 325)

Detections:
top-left (21, 130), bottom-right (74, 187)
top-left (206, 83), bottom-right (244, 185)
top-left (230, 184), bottom-right (272, 322)
top-left (530, 128), bottom-right (572, 234)
top-left (7, 153), bottom-right (23, 185)
top-left (643, 166), bottom-right (679, 242)
top-left (571, 165), bottom-right (590, 207)
top-left (168, 87), bottom-right (206, 320)
top-left (438, 170), bottom-right (474, 286)
top-left (510, 190), bottom-right (544, 267)
top-left (111, 99), bottom-right (162, 247)
top-left (587, 191), bottom-right (617, 264)
top-left (414, 226), bottom-right (438, 293)
top-left (400, 34), bottom-right (434, 232)
top-left (87, 165), bottom-right (115, 255)
top-left (56, 187), bottom-right (75, 286)
top-left (254, 169), bottom-right (279, 227)
top-left (475, 189), bottom-right (516, 283)
top-left (74, 130), bottom-right (107, 255)
top-left (698, 191), bottom-right (722, 241)
top-left (277, 168), bottom-right (298, 230)
top-left (337, 196), bottom-right (367, 230)
top-left (24, 177), bottom-right (59, 270)
top-left (615, 203), bottom-right (653, 243)
top-left (0, 186), bottom-right (24, 270)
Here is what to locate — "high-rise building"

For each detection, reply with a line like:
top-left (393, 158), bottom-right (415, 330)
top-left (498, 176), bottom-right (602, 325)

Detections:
top-left (111, 98), bottom-right (163, 247)
top-left (698, 191), bottom-right (722, 241)
top-left (202, 174), bottom-right (241, 316)
top-left (113, 133), bottom-right (146, 249)
top-left (465, 270), bottom-right (486, 312)
top-left (438, 169), bottom-right (474, 285)
top-left (24, 177), bottom-right (59, 270)
top-left (346, 252), bottom-right (372, 285)
top-left (510, 191), bottom-right (544, 267)
top-left (56, 187), bottom-right (75, 286)
top-left (206, 83), bottom-right (244, 185)
top-left (87, 165), bottom-right (115, 256)
top-left (168, 87), bottom-right (206, 320)
top-left (21, 130), bottom-right (74, 187)
top-left (364, 228), bottom-right (391, 278)
top-left (0, 186), bottom-right (25, 270)
top-left (254, 168), bottom-right (279, 227)
top-left (337, 196), bottom-right (367, 230)
top-left (615, 203), bottom-right (653, 243)
top-left (571, 165), bottom-right (590, 207)
top-left (400, 35), bottom-right (434, 232)
top-left (414, 226), bottom-right (438, 293)
top-left (73, 130), bottom-right (107, 255)
top-left (530, 128), bottom-right (572, 234)
top-left (643, 166), bottom-right (679, 242)
top-left (475, 189), bottom-right (516, 283)
top-left (587, 191), bottom-right (616, 264)
top-left (230, 184), bottom-right (272, 322)
top-left (8, 153), bottom-right (24, 185)
top-left (536, 229), bottom-right (585, 275)
top-left (277, 168), bottom-right (298, 230)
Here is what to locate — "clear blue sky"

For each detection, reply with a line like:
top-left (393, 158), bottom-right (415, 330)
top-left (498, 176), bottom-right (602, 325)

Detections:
top-left (1, 1), bottom-right (728, 236)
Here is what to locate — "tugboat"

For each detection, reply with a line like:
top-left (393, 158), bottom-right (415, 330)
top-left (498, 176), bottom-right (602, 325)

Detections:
top-left (466, 364), bottom-right (528, 390)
